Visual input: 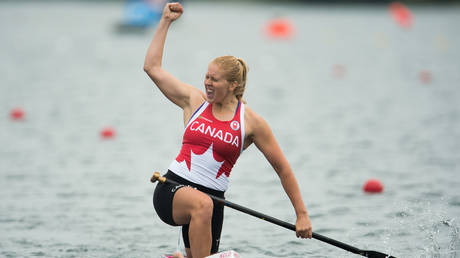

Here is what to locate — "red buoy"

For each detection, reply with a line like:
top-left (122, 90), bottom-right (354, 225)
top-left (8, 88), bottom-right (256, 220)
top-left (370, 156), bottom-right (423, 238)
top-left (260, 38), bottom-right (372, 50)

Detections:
top-left (100, 127), bottom-right (116, 139)
top-left (332, 64), bottom-right (346, 79)
top-left (10, 108), bottom-right (25, 121)
top-left (389, 2), bottom-right (413, 28)
top-left (264, 18), bottom-right (295, 39)
top-left (363, 179), bottom-right (384, 193)
top-left (419, 70), bottom-right (432, 84)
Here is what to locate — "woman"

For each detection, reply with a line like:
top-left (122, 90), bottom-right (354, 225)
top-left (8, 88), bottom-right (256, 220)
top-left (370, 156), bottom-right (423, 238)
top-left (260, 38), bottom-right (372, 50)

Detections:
top-left (144, 3), bottom-right (312, 258)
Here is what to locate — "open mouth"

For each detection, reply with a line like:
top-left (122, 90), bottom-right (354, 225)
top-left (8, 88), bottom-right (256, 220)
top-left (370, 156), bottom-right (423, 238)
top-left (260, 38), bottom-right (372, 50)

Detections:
top-left (206, 87), bottom-right (214, 99)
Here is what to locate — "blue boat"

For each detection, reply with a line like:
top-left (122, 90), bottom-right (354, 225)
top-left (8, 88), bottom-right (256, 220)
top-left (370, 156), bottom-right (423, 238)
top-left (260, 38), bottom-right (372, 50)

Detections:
top-left (116, 0), bottom-right (174, 33)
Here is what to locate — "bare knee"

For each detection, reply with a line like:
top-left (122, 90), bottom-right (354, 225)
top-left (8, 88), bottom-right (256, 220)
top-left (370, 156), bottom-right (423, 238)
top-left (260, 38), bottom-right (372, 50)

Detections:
top-left (191, 197), bottom-right (213, 222)
top-left (172, 188), bottom-right (215, 226)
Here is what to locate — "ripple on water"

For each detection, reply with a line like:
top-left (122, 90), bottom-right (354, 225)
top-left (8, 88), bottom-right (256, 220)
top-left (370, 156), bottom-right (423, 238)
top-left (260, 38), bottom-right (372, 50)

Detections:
top-left (448, 197), bottom-right (460, 207)
top-left (1, 252), bottom-right (17, 258)
top-left (328, 206), bottom-right (351, 216)
top-left (30, 251), bottom-right (45, 257)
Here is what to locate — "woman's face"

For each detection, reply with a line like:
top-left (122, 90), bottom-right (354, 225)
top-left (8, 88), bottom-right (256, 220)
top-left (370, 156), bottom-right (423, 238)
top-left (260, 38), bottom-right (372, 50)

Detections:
top-left (204, 62), bottom-right (234, 103)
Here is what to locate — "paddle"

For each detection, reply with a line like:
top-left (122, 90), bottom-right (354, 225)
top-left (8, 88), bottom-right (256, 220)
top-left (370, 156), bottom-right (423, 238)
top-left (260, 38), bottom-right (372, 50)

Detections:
top-left (150, 172), bottom-right (396, 258)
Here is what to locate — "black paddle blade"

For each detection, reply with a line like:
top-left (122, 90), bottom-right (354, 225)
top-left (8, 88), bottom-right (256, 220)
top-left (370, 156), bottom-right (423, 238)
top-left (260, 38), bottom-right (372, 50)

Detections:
top-left (362, 250), bottom-right (397, 258)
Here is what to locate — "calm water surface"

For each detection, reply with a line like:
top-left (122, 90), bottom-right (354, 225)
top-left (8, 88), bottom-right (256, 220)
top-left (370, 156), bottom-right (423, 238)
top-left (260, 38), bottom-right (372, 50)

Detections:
top-left (1, 2), bottom-right (460, 257)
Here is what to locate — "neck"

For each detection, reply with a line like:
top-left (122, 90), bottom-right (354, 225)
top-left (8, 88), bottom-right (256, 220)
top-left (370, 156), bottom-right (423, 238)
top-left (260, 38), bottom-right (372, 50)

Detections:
top-left (212, 96), bottom-right (238, 113)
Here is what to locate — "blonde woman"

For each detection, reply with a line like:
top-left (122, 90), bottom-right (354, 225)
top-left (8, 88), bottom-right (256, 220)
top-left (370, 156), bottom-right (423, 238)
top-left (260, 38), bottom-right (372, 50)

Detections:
top-left (144, 3), bottom-right (312, 257)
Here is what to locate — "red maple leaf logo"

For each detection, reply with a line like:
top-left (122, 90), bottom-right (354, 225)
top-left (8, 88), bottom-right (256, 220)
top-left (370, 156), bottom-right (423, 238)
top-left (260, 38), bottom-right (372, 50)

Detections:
top-left (176, 143), bottom-right (232, 179)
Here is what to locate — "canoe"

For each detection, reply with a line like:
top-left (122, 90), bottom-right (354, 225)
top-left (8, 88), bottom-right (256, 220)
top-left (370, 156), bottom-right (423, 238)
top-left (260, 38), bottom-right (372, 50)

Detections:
top-left (162, 250), bottom-right (240, 258)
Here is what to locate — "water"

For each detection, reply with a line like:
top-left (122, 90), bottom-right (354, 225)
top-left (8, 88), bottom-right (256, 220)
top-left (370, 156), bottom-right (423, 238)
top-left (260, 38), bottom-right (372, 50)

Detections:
top-left (1, 1), bottom-right (460, 257)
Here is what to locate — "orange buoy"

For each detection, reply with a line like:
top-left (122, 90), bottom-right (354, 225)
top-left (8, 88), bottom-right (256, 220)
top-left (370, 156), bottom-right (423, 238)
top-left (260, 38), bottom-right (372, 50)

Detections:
top-left (100, 127), bottom-right (116, 139)
top-left (389, 2), bottom-right (413, 28)
top-left (363, 179), bottom-right (384, 193)
top-left (10, 108), bottom-right (25, 121)
top-left (264, 18), bottom-right (295, 39)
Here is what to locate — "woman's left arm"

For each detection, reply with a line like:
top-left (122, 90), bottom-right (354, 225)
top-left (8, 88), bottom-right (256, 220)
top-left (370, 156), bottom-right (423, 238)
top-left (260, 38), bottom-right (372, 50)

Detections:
top-left (250, 111), bottom-right (312, 239)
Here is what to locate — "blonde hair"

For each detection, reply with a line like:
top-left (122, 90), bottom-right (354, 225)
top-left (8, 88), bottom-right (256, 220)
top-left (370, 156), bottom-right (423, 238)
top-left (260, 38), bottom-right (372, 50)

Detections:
top-left (211, 56), bottom-right (248, 101)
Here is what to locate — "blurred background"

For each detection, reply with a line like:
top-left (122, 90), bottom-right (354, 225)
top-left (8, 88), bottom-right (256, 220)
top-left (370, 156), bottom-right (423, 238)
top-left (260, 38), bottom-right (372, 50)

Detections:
top-left (1, 0), bottom-right (460, 257)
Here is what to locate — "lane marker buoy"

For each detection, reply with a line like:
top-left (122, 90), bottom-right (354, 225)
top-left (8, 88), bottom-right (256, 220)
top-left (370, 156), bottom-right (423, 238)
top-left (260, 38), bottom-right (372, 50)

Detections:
top-left (10, 108), bottom-right (25, 121)
top-left (100, 127), bottom-right (116, 139)
top-left (419, 70), bottom-right (432, 84)
top-left (389, 2), bottom-right (413, 28)
top-left (332, 64), bottom-right (346, 79)
top-left (363, 179), bottom-right (384, 193)
top-left (264, 18), bottom-right (295, 39)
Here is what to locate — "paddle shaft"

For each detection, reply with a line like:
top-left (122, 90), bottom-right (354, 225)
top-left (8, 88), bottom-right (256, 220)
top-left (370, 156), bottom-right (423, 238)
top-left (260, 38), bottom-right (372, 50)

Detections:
top-left (151, 172), bottom-right (395, 258)
top-left (213, 194), bottom-right (364, 255)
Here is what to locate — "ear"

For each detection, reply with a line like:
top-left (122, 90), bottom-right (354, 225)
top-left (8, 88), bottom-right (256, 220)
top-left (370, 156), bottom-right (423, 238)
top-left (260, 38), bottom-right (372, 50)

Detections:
top-left (229, 81), bottom-right (238, 91)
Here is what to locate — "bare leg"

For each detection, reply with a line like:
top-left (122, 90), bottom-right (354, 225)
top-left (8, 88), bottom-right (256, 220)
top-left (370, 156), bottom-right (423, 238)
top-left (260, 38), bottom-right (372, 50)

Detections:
top-left (172, 187), bottom-right (214, 258)
top-left (172, 251), bottom-right (185, 258)
top-left (185, 248), bottom-right (192, 258)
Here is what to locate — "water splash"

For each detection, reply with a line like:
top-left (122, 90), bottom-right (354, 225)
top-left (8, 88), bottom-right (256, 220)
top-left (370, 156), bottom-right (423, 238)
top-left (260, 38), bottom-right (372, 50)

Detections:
top-left (420, 218), bottom-right (460, 258)
top-left (386, 200), bottom-right (460, 257)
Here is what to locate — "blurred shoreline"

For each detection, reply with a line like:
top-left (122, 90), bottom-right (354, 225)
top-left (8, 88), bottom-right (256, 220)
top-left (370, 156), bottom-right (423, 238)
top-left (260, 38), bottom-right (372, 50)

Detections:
top-left (1, 0), bottom-right (460, 4)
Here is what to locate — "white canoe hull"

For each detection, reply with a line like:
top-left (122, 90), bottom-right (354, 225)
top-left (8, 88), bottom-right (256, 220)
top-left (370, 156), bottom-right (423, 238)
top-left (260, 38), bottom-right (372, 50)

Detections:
top-left (162, 250), bottom-right (240, 258)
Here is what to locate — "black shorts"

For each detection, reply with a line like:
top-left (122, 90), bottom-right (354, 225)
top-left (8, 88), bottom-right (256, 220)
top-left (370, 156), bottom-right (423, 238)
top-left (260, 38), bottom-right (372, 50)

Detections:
top-left (153, 170), bottom-right (225, 253)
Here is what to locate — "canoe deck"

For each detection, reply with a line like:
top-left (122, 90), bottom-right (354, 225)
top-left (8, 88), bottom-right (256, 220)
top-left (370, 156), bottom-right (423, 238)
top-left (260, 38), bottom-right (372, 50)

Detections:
top-left (162, 250), bottom-right (240, 258)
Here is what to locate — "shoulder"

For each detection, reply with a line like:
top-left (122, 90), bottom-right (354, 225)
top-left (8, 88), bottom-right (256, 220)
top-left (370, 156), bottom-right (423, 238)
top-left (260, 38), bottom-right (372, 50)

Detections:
top-left (189, 87), bottom-right (206, 109)
top-left (243, 105), bottom-right (271, 137)
top-left (183, 86), bottom-right (206, 124)
top-left (244, 105), bottom-right (262, 123)
top-left (243, 104), bottom-right (279, 152)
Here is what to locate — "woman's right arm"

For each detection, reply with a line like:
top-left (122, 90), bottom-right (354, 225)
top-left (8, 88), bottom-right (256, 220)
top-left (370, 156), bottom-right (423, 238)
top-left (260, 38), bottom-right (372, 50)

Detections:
top-left (143, 3), bottom-right (204, 112)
